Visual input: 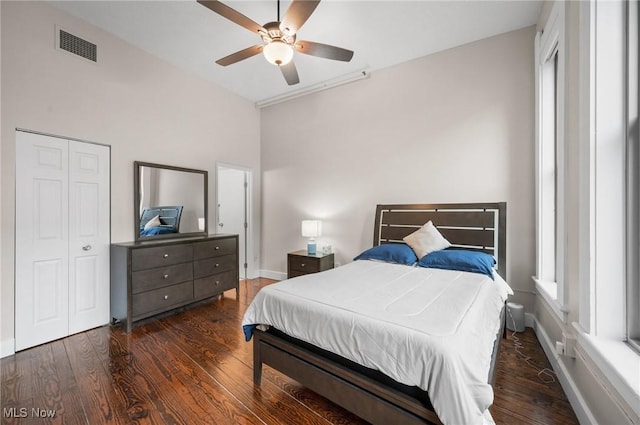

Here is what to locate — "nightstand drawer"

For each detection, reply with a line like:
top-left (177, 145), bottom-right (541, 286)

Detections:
top-left (193, 254), bottom-right (236, 278)
top-left (194, 270), bottom-right (236, 299)
top-left (132, 262), bottom-right (193, 294)
top-left (131, 244), bottom-right (193, 271)
top-left (193, 237), bottom-right (236, 260)
top-left (289, 256), bottom-right (320, 273)
top-left (132, 281), bottom-right (193, 317)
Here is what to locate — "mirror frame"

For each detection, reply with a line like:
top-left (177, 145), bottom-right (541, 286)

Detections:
top-left (134, 161), bottom-right (208, 241)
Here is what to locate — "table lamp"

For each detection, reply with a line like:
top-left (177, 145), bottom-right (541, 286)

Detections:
top-left (301, 220), bottom-right (322, 255)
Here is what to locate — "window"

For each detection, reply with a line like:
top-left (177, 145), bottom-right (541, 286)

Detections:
top-left (574, 1), bottom-right (640, 414)
top-left (535, 0), bottom-right (566, 319)
top-left (627, 0), bottom-right (640, 350)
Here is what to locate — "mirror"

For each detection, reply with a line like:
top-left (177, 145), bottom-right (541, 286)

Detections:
top-left (134, 161), bottom-right (208, 241)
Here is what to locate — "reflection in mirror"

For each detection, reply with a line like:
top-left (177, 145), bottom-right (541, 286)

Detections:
top-left (134, 161), bottom-right (208, 241)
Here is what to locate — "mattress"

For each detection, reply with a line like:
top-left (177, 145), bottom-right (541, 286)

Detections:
top-left (242, 260), bottom-right (513, 425)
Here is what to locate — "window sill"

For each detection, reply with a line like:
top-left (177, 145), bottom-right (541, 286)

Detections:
top-left (533, 277), bottom-right (568, 322)
top-left (573, 322), bottom-right (640, 419)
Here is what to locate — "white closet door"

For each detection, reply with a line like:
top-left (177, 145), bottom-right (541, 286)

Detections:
top-left (15, 132), bottom-right (70, 350)
top-left (15, 132), bottom-right (110, 351)
top-left (68, 141), bottom-right (110, 334)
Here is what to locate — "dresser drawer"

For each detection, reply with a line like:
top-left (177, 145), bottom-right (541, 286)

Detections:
top-left (193, 254), bottom-right (236, 279)
top-left (132, 281), bottom-right (193, 317)
top-left (131, 262), bottom-right (193, 294)
top-left (288, 255), bottom-right (320, 273)
top-left (194, 270), bottom-right (236, 299)
top-left (193, 237), bottom-right (236, 260)
top-left (131, 244), bottom-right (193, 271)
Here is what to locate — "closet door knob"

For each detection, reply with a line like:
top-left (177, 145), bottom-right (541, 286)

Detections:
top-left (82, 245), bottom-right (92, 251)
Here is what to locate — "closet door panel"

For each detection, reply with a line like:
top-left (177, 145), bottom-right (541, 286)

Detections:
top-left (15, 132), bottom-right (69, 351)
top-left (68, 141), bottom-right (110, 334)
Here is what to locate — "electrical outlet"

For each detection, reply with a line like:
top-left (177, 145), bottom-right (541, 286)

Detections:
top-left (555, 341), bottom-right (565, 356)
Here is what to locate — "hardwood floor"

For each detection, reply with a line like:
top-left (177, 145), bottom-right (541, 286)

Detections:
top-left (1, 278), bottom-right (578, 425)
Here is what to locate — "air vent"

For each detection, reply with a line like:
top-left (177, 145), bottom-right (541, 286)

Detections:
top-left (58, 29), bottom-right (97, 62)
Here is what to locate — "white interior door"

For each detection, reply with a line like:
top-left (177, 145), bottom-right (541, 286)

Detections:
top-left (217, 166), bottom-right (248, 279)
top-left (15, 131), bottom-right (110, 351)
top-left (68, 141), bottom-right (110, 334)
top-left (16, 132), bottom-right (70, 350)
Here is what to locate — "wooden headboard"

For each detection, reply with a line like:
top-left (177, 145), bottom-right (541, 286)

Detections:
top-left (374, 202), bottom-right (507, 279)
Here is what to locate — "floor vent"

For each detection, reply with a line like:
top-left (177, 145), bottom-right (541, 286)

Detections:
top-left (58, 29), bottom-right (97, 62)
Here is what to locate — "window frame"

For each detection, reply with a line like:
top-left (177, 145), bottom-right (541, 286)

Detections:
top-left (626, 0), bottom-right (640, 351)
top-left (534, 0), bottom-right (568, 321)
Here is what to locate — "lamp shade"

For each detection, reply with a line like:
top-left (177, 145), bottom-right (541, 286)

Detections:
top-left (263, 41), bottom-right (294, 66)
top-left (301, 220), bottom-right (322, 238)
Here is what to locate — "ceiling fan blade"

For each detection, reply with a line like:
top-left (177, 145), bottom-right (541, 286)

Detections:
top-left (295, 40), bottom-right (354, 62)
top-left (280, 61), bottom-right (300, 85)
top-left (280, 0), bottom-right (320, 35)
top-left (216, 45), bottom-right (263, 66)
top-left (198, 1), bottom-right (266, 35)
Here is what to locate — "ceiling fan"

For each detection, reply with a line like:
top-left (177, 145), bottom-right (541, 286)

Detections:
top-left (197, 0), bottom-right (354, 85)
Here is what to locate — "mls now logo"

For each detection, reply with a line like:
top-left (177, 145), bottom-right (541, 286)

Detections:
top-left (3, 407), bottom-right (56, 418)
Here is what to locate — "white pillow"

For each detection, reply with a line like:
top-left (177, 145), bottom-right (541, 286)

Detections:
top-left (403, 220), bottom-right (451, 259)
top-left (144, 214), bottom-right (161, 230)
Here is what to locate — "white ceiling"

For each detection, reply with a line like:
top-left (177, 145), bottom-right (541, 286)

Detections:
top-left (49, 1), bottom-right (542, 105)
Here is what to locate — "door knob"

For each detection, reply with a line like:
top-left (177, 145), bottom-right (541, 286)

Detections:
top-left (218, 222), bottom-right (224, 227)
top-left (82, 245), bottom-right (92, 251)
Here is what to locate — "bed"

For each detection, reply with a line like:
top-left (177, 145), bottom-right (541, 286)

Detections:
top-left (243, 202), bottom-right (509, 425)
top-left (139, 205), bottom-right (183, 236)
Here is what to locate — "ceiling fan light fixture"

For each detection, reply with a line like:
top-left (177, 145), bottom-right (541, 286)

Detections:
top-left (263, 40), bottom-right (293, 66)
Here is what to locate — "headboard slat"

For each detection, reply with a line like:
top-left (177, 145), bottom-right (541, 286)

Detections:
top-left (381, 210), bottom-right (495, 228)
top-left (380, 226), bottom-right (495, 248)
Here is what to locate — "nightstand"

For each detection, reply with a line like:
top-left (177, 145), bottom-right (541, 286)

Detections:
top-left (287, 250), bottom-right (335, 278)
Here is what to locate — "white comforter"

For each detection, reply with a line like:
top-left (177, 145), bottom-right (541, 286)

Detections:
top-left (242, 260), bottom-right (513, 425)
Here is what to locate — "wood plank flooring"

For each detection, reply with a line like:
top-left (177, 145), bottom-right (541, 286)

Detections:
top-left (1, 278), bottom-right (578, 425)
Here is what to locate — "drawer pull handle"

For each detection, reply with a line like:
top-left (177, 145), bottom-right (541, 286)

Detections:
top-left (301, 263), bottom-right (305, 267)
top-left (164, 295), bottom-right (169, 300)
top-left (215, 246), bottom-right (220, 250)
top-left (215, 280), bottom-right (220, 285)
top-left (163, 274), bottom-right (169, 279)
top-left (163, 254), bottom-right (169, 258)
top-left (215, 263), bottom-right (220, 267)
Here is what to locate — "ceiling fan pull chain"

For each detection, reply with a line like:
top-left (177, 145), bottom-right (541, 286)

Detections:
top-left (277, 0), bottom-right (280, 22)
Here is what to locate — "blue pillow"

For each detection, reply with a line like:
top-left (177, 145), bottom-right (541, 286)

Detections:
top-left (354, 243), bottom-right (418, 266)
top-left (418, 249), bottom-right (495, 279)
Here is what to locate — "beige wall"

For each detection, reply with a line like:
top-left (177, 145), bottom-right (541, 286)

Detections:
top-left (261, 26), bottom-right (536, 307)
top-left (0, 1), bottom-right (261, 353)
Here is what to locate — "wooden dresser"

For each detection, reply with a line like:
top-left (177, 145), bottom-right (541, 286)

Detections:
top-left (110, 234), bottom-right (238, 332)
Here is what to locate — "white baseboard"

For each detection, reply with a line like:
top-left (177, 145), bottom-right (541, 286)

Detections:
top-left (532, 316), bottom-right (598, 425)
top-left (258, 269), bottom-right (286, 281)
top-left (1, 338), bottom-right (15, 358)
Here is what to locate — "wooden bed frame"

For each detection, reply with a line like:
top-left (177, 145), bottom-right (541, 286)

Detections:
top-left (252, 202), bottom-right (507, 425)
